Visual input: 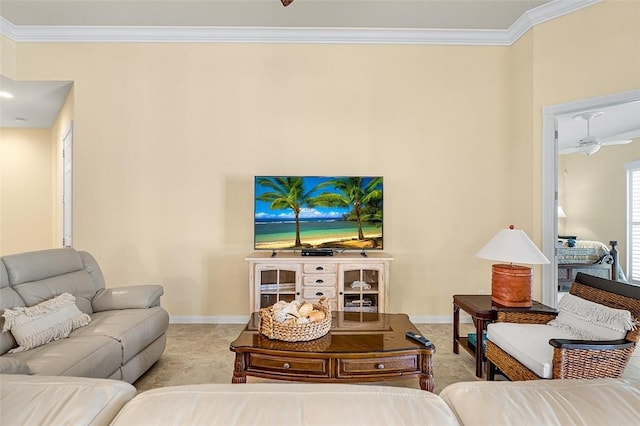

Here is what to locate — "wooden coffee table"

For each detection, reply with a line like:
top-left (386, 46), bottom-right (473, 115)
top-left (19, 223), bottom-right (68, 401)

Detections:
top-left (230, 312), bottom-right (436, 391)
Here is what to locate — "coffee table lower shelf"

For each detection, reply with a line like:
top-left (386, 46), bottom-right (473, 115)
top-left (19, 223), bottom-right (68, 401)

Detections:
top-left (231, 349), bottom-right (434, 391)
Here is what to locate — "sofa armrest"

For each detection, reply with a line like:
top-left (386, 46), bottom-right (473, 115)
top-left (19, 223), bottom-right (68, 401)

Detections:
top-left (549, 338), bottom-right (634, 350)
top-left (1, 375), bottom-right (136, 426)
top-left (549, 339), bottom-right (636, 379)
top-left (92, 285), bottom-right (164, 312)
top-left (0, 357), bottom-right (31, 375)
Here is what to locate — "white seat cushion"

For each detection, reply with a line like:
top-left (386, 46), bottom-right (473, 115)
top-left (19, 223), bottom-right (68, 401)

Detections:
top-left (487, 323), bottom-right (578, 378)
top-left (440, 378), bottom-right (640, 426)
top-left (111, 383), bottom-right (460, 426)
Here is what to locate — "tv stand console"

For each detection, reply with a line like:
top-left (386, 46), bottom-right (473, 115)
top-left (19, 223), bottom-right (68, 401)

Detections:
top-left (246, 252), bottom-right (393, 314)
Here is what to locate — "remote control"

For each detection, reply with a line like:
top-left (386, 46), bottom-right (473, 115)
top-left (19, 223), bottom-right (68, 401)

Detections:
top-left (406, 331), bottom-right (433, 347)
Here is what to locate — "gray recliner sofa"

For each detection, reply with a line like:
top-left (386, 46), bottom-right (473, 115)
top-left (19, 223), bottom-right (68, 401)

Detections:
top-left (0, 248), bottom-right (169, 383)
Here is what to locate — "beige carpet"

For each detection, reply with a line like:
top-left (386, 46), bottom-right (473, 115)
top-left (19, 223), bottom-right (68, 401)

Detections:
top-left (134, 322), bottom-right (481, 394)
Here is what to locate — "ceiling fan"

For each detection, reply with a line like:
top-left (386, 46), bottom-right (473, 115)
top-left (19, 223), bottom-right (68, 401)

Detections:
top-left (559, 111), bottom-right (632, 156)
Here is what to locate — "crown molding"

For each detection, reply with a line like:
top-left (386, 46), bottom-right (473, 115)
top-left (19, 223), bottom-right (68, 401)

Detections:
top-left (0, 0), bottom-right (601, 46)
top-left (508, 0), bottom-right (601, 42)
top-left (0, 21), bottom-right (512, 46)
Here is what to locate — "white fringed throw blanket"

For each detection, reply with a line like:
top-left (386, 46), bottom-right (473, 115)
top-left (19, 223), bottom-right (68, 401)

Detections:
top-left (548, 293), bottom-right (636, 340)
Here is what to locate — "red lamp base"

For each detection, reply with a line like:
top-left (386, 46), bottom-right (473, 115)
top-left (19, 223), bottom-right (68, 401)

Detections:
top-left (491, 264), bottom-right (533, 307)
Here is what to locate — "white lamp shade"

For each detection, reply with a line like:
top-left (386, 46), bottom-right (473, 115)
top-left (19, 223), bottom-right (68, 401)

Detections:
top-left (477, 227), bottom-right (550, 265)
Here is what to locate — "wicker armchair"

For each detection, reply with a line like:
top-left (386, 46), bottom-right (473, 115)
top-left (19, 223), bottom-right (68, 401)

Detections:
top-left (486, 273), bottom-right (640, 381)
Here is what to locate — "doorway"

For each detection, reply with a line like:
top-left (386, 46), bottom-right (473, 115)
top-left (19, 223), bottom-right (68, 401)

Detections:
top-left (62, 121), bottom-right (73, 247)
top-left (541, 89), bottom-right (640, 307)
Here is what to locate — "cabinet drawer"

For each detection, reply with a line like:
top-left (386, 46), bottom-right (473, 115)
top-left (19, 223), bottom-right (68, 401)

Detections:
top-left (247, 353), bottom-right (329, 377)
top-left (303, 287), bottom-right (336, 299)
top-left (337, 355), bottom-right (419, 377)
top-left (303, 264), bottom-right (337, 274)
top-left (303, 275), bottom-right (336, 286)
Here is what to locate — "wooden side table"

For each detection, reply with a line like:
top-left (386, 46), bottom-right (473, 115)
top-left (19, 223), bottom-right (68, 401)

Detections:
top-left (453, 295), bottom-right (556, 378)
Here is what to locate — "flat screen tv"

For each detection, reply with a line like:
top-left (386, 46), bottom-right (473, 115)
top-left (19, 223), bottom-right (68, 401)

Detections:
top-left (254, 176), bottom-right (383, 251)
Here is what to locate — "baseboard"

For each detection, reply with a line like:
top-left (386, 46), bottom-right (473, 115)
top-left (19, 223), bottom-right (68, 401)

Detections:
top-left (170, 314), bottom-right (469, 324)
top-left (170, 315), bottom-right (251, 324)
top-left (410, 315), bottom-right (472, 324)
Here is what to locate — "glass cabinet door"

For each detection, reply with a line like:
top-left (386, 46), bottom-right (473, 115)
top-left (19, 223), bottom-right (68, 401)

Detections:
top-left (339, 264), bottom-right (383, 313)
top-left (255, 265), bottom-right (300, 309)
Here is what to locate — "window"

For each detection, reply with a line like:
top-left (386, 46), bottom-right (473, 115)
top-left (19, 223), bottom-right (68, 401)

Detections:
top-left (628, 161), bottom-right (640, 285)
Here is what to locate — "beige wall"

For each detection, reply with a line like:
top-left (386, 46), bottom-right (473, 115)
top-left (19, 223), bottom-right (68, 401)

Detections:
top-left (0, 34), bottom-right (16, 78)
top-left (507, 29), bottom-right (537, 272)
top-left (559, 139), bottom-right (640, 272)
top-left (9, 42), bottom-right (514, 317)
top-left (0, 128), bottom-right (54, 254)
top-left (2, 0), bottom-right (638, 318)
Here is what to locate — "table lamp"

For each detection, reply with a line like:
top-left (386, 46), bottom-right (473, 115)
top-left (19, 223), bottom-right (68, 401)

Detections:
top-left (476, 225), bottom-right (550, 307)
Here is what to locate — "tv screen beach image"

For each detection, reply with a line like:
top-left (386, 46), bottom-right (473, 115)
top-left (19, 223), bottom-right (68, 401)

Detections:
top-left (254, 176), bottom-right (383, 250)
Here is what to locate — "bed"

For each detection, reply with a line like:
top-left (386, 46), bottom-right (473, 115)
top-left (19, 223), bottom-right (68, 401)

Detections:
top-left (557, 239), bottom-right (626, 293)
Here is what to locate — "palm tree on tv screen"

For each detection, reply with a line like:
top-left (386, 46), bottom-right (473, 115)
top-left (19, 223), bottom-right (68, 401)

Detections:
top-left (319, 177), bottom-right (383, 241)
top-left (256, 177), bottom-right (344, 247)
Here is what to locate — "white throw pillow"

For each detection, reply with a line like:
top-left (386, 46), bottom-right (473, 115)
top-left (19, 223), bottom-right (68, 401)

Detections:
top-left (1, 293), bottom-right (91, 353)
top-left (548, 293), bottom-right (634, 340)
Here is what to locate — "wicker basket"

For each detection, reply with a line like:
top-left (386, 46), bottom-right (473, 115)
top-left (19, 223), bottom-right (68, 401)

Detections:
top-left (258, 298), bottom-right (331, 342)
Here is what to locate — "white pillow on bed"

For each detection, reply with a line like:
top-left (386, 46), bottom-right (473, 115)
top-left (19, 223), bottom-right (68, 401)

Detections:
top-left (547, 293), bottom-right (634, 340)
top-left (1, 293), bottom-right (91, 353)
